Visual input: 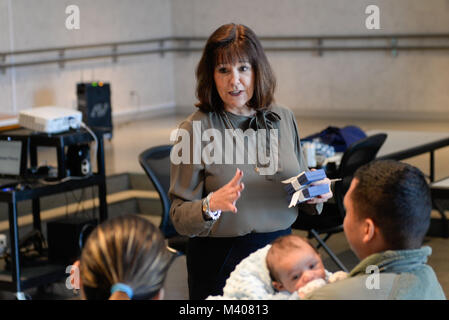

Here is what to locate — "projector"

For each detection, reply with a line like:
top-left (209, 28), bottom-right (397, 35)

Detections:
top-left (19, 106), bottom-right (82, 134)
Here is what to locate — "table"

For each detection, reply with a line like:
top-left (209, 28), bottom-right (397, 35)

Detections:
top-left (0, 128), bottom-right (108, 298)
top-left (319, 130), bottom-right (449, 238)
top-left (368, 130), bottom-right (449, 182)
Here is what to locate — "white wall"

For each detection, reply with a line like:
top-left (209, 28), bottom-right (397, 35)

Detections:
top-left (0, 0), bottom-right (14, 116)
top-left (1, 0), bottom-right (449, 121)
top-left (171, 0), bottom-right (449, 119)
top-left (0, 0), bottom-right (175, 120)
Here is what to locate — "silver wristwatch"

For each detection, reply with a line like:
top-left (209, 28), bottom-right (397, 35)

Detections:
top-left (202, 192), bottom-right (221, 221)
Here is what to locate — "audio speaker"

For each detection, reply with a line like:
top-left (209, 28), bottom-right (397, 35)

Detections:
top-left (66, 144), bottom-right (91, 177)
top-left (77, 82), bottom-right (113, 138)
top-left (47, 217), bottom-right (98, 264)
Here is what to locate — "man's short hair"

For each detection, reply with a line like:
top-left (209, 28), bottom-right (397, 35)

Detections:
top-left (351, 160), bottom-right (431, 249)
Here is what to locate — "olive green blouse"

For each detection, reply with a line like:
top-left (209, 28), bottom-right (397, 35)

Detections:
top-left (168, 105), bottom-right (322, 237)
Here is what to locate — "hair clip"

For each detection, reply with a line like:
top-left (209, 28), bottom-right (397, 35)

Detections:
top-left (111, 283), bottom-right (133, 299)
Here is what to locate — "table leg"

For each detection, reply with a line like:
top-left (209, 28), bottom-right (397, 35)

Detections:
top-left (98, 182), bottom-right (107, 222)
top-left (432, 199), bottom-right (449, 238)
top-left (57, 142), bottom-right (66, 179)
top-left (30, 143), bottom-right (37, 168)
top-left (430, 150), bottom-right (435, 182)
top-left (96, 134), bottom-right (108, 222)
top-left (8, 198), bottom-right (23, 296)
top-left (32, 198), bottom-right (42, 232)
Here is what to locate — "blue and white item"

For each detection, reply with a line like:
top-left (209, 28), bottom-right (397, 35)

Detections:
top-left (282, 169), bottom-right (330, 208)
top-left (313, 140), bottom-right (336, 158)
top-left (287, 184), bottom-right (330, 208)
top-left (282, 169), bottom-right (327, 195)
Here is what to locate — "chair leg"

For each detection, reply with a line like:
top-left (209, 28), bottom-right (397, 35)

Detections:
top-left (316, 233), bottom-right (331, 249)
top-left (432, 200), bottom-right (449, 238)
top-left (310, 229), bottom-right (349, 273)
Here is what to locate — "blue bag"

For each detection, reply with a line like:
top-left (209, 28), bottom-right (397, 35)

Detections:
top-left (303, 125), bottom-right (366, 152)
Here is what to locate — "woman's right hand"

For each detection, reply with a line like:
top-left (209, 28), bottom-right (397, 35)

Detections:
top-left (209, 168), bottom-right (245, 213)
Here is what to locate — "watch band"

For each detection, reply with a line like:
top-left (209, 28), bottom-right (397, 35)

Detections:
top-left (202, 192), bottom-right (221, 221)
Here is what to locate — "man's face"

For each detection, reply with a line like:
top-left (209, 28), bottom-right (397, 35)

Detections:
top-left (343, 179), bottom-right (366, 260)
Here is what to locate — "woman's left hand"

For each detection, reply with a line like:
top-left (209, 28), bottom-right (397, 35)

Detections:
top-left (305, 177), bottom-right (333, 204)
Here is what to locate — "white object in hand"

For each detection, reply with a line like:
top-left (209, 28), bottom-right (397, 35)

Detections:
top-left (281, 173), bottom-right (302, 184)
top-left (288, 190), bottom-right (303, 208)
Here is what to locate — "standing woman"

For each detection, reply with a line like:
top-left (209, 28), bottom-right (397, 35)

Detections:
top-left (169, 23), bottom-right (332, 300)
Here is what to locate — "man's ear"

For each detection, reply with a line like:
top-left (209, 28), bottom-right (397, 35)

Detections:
top-left (362, 218), bottom-right (376, 243)
top-left (272, 281), bottom-right (284, 292)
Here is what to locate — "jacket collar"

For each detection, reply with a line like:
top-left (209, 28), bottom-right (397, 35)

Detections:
top-left (350, 246), bottom-right (432, 276)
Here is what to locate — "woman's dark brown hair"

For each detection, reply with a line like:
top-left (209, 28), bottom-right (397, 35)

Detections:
top-left (195, 23), bottom-right (276, 113)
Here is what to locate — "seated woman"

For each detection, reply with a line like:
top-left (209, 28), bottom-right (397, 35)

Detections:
top-left (74, 214), bottom-right (177, 300)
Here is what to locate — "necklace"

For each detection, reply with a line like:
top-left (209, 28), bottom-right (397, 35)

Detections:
top-left (222, 111), bottom-right (260, 174)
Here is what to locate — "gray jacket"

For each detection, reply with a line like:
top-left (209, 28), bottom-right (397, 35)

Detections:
top-left (169, 106), bottom-right (321, 237)
top-left (305, 246), bottom-right (446, 300)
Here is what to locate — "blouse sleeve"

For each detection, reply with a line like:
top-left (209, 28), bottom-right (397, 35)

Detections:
top-left (168, 120), bottom-right (216, 237)
top-left (290, 111), bottom-right (323, 215)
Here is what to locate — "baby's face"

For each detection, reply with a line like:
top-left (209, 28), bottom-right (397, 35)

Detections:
top-left (274, 244), bottom-right (325, 293)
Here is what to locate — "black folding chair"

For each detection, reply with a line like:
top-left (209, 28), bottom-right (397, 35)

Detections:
top-left (138, 145), bottom-right (188, 254)
top-left (292, 133), bottom-right (388, 272)
top-left (429, 177), bottom-right (449, 238)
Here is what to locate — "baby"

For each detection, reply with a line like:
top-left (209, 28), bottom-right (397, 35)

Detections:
top-left (266, 234), bottom-right (346, 298)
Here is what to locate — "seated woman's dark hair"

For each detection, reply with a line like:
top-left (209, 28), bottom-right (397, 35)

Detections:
top-left (195, 23), bottom-right (276, 113)
top-left (80, 214), bottom-right (176, 300)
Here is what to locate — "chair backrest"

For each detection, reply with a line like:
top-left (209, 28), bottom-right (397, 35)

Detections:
top-left (334, 133), bottom-right (387, 216)
top-left (138, 145), bottom-right (178, 238)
